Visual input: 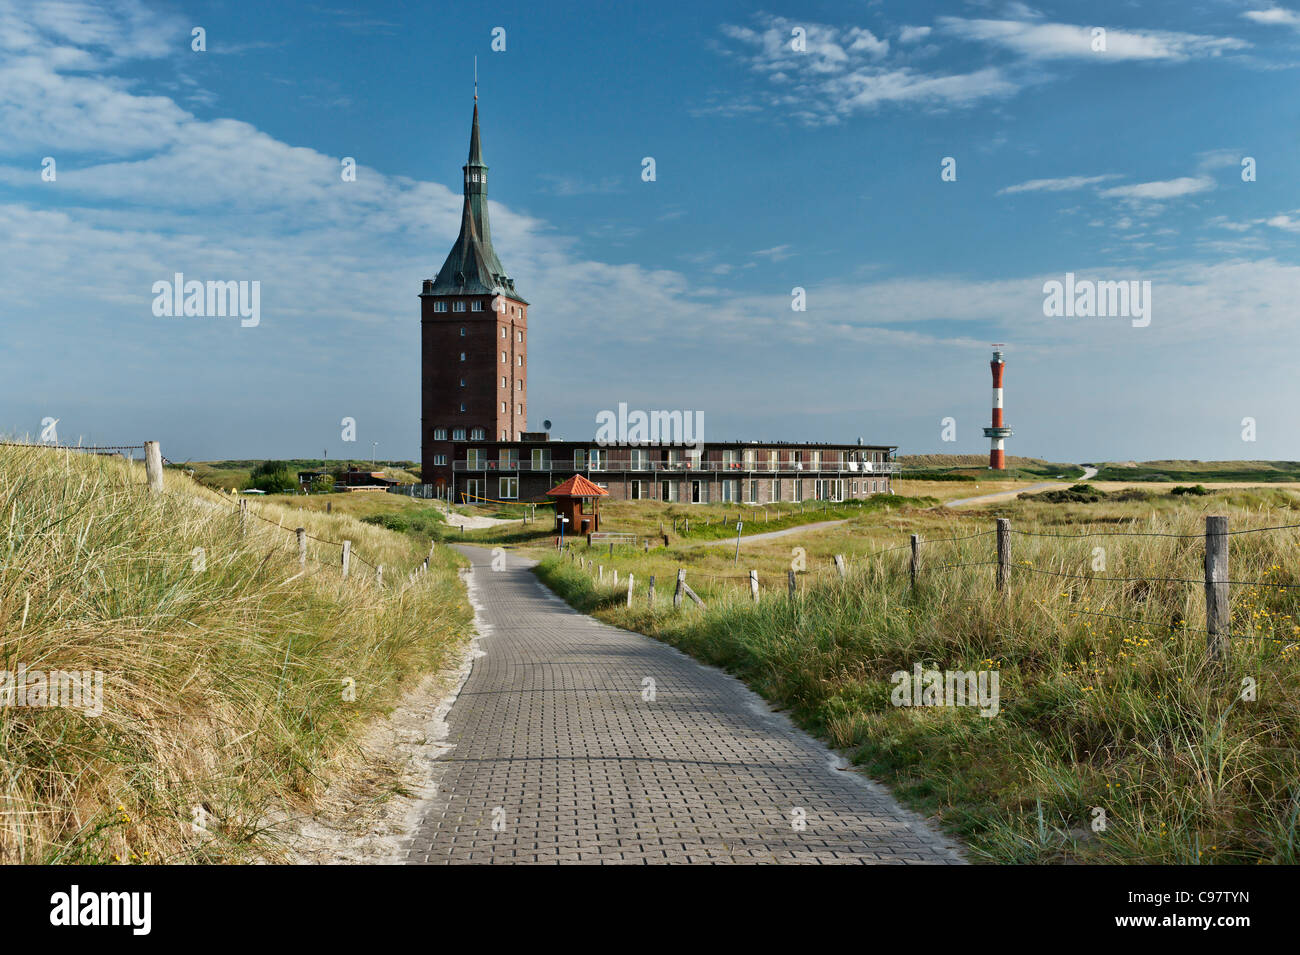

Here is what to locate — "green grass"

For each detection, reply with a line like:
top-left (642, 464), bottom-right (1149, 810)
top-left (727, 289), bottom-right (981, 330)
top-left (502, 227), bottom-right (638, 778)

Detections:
top-left (1094, 460), bottom-right (1300, 483)
top-left (0, 444), bottom-right (471, 863)
top-left (898, 454), bottom-right (1085, 483)
top-left (529, 492), bottom-right (1300, 864)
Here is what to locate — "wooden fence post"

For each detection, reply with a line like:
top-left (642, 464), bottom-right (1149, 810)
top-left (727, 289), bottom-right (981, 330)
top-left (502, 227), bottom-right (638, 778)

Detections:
top-left (341, 540), bottom-right (351, 578)
top-left (598, 565), bottom-right (604, 583)
top-left (1205, 515), bottom-right (1230, 660)
top-left (996, 518), bottom-right (1011, 593)
top-left (674, 569), bottom-right (685, 608)
top-left (749, 570), bottom-right (759, 602)
top-left (376, 565), bottom-right (383, 586)
top-left (627, 573), bottom-right (634, 607)
top-left (788, 569), bottom-right (796, 599)
top-left (144, 440), bottom-right (164, 493)
top-left (834, 554), bottom-right (847, 579)
top-left (910, 534), bottom-right (919, 590)
top-left (297, 527), bottom-right (307, 567)
top-left (648, 575), bottom-right (656, 608)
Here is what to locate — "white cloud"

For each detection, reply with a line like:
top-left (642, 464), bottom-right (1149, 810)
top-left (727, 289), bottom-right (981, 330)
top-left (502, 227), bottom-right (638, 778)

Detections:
top-left (714, 14), bottom-right (1017, 123)
top-left (938, 17), bottom-right (1248, 61)
top-left (897, 25), bottom-right (931, 44)
top-left (1242, 8), bottom-right (1300, 27)
top-left (1099, 177), bottom-right (1215, 201)
top-left (998, 174), bottom-right (1120, 195)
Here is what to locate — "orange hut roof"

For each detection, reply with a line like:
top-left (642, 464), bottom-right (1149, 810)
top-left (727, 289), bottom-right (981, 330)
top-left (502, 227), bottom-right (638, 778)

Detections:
top-left (545, 474), bottom-right (608, 498)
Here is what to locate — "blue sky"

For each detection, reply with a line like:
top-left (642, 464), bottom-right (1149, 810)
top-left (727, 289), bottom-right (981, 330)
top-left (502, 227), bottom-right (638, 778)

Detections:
top-left (2, 0), bottom-right (1299, 463)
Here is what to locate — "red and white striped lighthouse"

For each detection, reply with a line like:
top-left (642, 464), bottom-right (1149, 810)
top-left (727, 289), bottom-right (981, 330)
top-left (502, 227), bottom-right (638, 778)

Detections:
top-left (981, 345), bottom-right (1014, 470)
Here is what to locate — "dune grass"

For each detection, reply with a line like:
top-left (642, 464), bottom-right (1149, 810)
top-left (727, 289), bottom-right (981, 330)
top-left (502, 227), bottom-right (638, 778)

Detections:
top-left (0, 444), bottom-right (471, 864)
top-left (532, 492), bottom-right (1300, 863)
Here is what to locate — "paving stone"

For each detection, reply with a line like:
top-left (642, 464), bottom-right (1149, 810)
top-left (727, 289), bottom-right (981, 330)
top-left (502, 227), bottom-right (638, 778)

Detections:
top-left (403, 545), bottom-right (965, 865)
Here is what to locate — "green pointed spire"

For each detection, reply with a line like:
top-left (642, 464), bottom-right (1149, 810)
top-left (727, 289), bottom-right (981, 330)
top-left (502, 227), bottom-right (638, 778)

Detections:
top-left (428, 100), bottom-right (525, 302)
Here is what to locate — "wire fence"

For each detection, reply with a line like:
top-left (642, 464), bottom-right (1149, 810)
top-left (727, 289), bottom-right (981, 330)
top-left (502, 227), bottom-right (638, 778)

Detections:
top-left (0, 438), bottom-right (440, 584)
top-left (558, 512), bottom-right (1300, 657)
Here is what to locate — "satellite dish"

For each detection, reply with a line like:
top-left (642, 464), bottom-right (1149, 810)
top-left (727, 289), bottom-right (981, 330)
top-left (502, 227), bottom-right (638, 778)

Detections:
top-left (543, 419), bottom-right (552, 431)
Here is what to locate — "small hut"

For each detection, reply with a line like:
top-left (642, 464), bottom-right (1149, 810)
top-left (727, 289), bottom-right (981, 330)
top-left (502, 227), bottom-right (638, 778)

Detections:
top-left (546, 474), bottom-right (608, 537)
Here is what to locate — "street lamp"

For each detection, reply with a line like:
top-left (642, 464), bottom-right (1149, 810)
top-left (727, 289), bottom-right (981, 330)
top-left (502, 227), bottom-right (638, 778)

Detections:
top-left (371, 442), bottom-right (378, 467)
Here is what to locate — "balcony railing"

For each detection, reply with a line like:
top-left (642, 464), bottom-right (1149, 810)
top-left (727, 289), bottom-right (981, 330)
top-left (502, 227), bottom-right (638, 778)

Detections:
top-left (453, 459), bottom-right (902, 475)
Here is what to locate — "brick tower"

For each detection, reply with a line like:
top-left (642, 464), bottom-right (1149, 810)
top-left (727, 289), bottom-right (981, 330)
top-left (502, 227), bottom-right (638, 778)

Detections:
top-left (421, 99), bottom-right (528, 491)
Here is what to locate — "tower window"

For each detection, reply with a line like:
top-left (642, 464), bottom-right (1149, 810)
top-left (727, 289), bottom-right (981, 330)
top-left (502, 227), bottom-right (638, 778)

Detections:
top-left (460, 378), bottom-right (466, 387)
top-left (517, 355), bottom-right (523, 366)
top-left (500, 327), bottom-right (506, 338)
top-left (517, 331), bottom-right (523, 342)
top-left (453, 301), bottom-right (466, 312)
top-left (516, 404), bottom-right (522, 415)
top-left (459, 402), bottom-right (466, 412)
top-left (434, 301), bottom-right (447, 313)
top-left (501, 376), bottom-right (507, 387)
top-left (459, 327), bottom-right (465, 336)
top-left (433, 428), bottom-right (447, 441)
top-left (516, 380), bottom-right (522, 391)
top-left (471, 300), bottom-right (483, 312)
top-left (470, 428), bottom-right (485, 440)
top-left (452, 428), bottom-right (466, 440)
top-left (501, 401), bottom-right (506, 412)
top-left (501, 352), bottom-right (506, 363)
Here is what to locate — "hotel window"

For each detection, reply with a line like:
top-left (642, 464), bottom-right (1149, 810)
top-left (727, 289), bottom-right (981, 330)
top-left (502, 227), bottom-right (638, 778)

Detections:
top-left (499, 477), bottom-right (518, 499)
top-left (453, 301), bottom-right (466, 312)
top-left (629, 480), bottom-right (644, 500)
top-left (589, 448), bottom-right (607, 471)
top-left (499, 449), bottom-right (518, 469)
top-left (574, 449), bottom-right (586, 469)
top-left (470, 428), bottom-right (485, 440)
top-left (722, 450), bottom-right (739, 467)
top-left (809, 451), bottom-right (821, 469)
top-left (743, 450), bottom-right (756, 469)
top-left (630, 449), bottom-right (648, 470)
top-left (471, 300), bottom-right (483, 312)
top-left (434, 302), bottom-right (448, 313)
top-left (687, 448), bottom-right (702, 469)
top-left (434, 428), bottom-right (447, 441)
top-left (531, 448), bottom-right (551, 470)
top-left (452, 428), bottom-right (466, 440)
top-left (466, 449), bottom-right (486, 469)
top-left (721, 479), bottom-right (739, 503)
top-left (746, 480), bottom-right (758, 503)
top-left (793, 480), bottom-right (803, 503)
top-left (770, 479), bottom-right (780, 502)
top-left (433, 454), bottom-right (447, 466)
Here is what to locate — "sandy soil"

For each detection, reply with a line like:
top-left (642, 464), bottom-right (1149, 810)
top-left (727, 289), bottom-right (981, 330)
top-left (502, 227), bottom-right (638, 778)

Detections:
top-left (280, 567), bottom-right (482, 865)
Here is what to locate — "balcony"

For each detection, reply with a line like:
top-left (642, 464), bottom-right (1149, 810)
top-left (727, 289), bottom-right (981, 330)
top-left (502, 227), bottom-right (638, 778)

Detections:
top-left (452, 459), bottom-right (902, 475)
